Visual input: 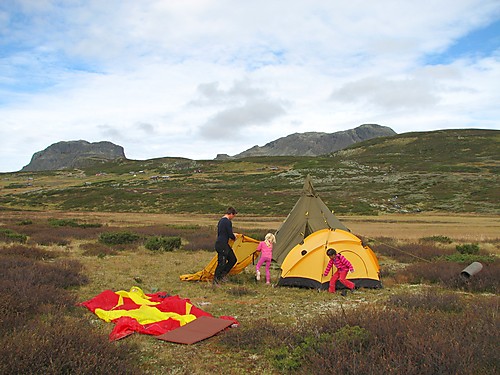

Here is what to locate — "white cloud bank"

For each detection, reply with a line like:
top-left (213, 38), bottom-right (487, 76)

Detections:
top-left (0, 0), bottom-right (499, 172)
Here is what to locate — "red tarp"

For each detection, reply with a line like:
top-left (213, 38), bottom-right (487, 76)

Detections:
top-left (79, 287), bottom-right (238, 342)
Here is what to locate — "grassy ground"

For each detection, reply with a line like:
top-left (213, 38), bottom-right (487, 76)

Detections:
top-left (1, 210), bottom-right (498, 374)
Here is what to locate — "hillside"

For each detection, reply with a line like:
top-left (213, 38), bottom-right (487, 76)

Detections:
top-left (1, 128), bottom-right (498, 215)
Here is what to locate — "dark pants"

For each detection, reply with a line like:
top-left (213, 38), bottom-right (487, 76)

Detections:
top-left (214, 240), bottom-right (237, 283)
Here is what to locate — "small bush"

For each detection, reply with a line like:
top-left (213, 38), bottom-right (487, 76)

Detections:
top-left (17, 219), bottom-right (33, 225)
top-left (144, 236), bottom-right (181, 252)
top-left (48, 218), bottom-right (102, 228)
top-left (99, 231), bottom-right (141, 245)
top-left (271, 333), bottom-right (334, 372)
top-left (0, 228), bottom-right (28, 243)
top-left (456, 243), bottom-right (480, 255)
top-left (420, 235), bottom-right (452, 244)
top-left (334, 325), bottom-right (370, 348)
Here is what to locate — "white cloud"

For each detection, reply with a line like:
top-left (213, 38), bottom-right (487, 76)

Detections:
top-left (0, 0), bottom-right (499, 172)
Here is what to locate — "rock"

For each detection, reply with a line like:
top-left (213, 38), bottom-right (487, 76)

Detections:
top-left (22, 140), bottom-right (126, 171)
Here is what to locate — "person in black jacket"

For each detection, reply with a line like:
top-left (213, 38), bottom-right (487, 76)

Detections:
top-left (213, 206), bottom-right (239, 285)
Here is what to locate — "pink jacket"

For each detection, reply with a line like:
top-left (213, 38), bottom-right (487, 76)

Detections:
top-left (256, 241), bottom-right (273, 259)
top-left (323, 253), bottom-right (354, 275)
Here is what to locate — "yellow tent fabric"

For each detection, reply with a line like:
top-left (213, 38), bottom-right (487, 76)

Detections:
top-left (95, 304), bottom-right (197, 326)
top-left (278, 228), bottom-right (381, 289)
top-left (115, 286), bottom-right (160, 307)
top-left (180, 235), bottom-right (260, 281)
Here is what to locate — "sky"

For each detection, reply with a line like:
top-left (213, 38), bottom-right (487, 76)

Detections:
top-left (1, 1), bottom-right (499, 172)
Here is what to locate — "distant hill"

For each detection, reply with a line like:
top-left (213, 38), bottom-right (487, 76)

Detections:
top-left (21, 141), bottom-right (126, 172)
top-left (3, 128), bottom-right (498, 215)
top-left (216, 124), bottom-right (396, 159)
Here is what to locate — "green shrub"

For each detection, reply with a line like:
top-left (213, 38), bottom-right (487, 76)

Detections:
top-left (48, 218), bottom-right (102, 228)
top-left (334, 325), bottom-right (370, 347)
top-left (456, 243), bottom-right (479, 255)
top-left (271, 333), bottom-right (333, 372)
top-left (442, 253), bottom-right (496, 264)
top-left (17, 219), bottom-right (33, 225)
top-left (0, 228), bottom-right (28, 243)
top-left (98, 231), bottom-right (141, 245)
top-left (420, 235), bottom-right (452, 244)
top-left (144, 236), bottom-right (181, 252)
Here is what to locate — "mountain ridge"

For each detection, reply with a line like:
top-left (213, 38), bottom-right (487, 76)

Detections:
top-left (217, 123), bottom-right (396, 159)
top-left (21, 124), bottom-right (396, 171)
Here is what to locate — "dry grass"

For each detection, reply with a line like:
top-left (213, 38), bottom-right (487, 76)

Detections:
top-left (2, 210), bottom-right (499, 241)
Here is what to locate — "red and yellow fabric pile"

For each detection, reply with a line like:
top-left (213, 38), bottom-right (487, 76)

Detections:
top-left (80, 286), bottom-right (237, 341)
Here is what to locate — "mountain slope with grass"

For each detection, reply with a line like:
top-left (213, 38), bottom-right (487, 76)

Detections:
top-left (1, 128), bottom-right (498, 215)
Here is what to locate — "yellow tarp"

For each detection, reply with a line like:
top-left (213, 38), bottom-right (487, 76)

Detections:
top-left (180, 235), bottom-right (260, 281)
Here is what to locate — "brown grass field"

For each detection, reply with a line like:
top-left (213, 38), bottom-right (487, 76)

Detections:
top-left (4, 209), bottom-right (499, 240)
top-left (1, 210), bottom-right (498, 374)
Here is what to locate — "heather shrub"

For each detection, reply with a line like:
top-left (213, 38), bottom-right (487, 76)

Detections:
top-left (0, 280), bottom-right (76, 334)
top-left (80, 242), bottom-right (118, 257)
top-left (0, 244), bottom-right (60, 260)
top-left (183, 231), bottom-right (213, 251)
top-left (0, 257), bottom-right (88, 290)
top-left (144, 235), bottom-right (181, 252)
top-left (399, 260), bottom-right (499, 293)
top-left (31, 232), bottom-right (71, 246)
top-left (388, 289), bottom-right (463, 313)
top-left (0, 252), bottom-right (87, 334)
top-left (402, 260), bottom-right (463, 285)
top-left (460, 261), bottom-right (500, 294)
top-left (420, 235), bottom-right (453, 244)
top-left (99, 231), bottom-right (141, 245)
top-left (372, 242), bottom-right (454, 263)
top-left (219, 318), bottom-right (295, 350)
top-left (0, 315), bottom-right (144, 375)
top-left (219, 299), bottom-right (499, 374)
top-left (0, 245), bottom-right (143, 374)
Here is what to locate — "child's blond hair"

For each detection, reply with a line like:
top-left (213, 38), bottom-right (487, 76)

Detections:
top-left (264, 233), bottom-right (276, 246)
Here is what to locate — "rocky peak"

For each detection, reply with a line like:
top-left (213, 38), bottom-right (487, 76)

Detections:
top-left (21, 140), bottom-right (126, 171)
top-left (221, 124), bottom-right (396, 159)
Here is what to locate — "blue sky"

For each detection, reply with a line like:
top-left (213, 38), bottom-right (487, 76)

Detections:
top-left (1, 0), bottom-right (499, 172)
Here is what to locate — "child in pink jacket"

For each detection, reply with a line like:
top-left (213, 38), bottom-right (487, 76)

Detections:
top-left (323, 248), bottom-right (356, 295)
top-left (255, 233), bottom-right (276, 284)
